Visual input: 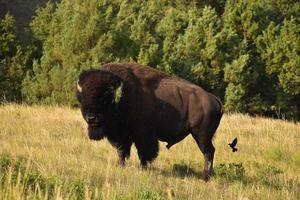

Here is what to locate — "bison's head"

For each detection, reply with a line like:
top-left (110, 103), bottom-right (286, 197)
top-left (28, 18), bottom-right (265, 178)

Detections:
top-left (76, 70), bottom-right (123, 140)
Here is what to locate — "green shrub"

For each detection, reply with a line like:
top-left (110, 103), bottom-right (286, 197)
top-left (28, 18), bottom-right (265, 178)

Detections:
top-left (214, 163), bottom-right (246, 182)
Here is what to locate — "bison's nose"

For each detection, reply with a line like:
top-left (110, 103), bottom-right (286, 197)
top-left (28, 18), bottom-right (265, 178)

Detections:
top-left (86, 113), bottom-right (97, 123)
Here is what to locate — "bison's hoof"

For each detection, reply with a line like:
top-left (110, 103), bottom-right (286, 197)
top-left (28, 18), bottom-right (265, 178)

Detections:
top-left (203, 175), bottom-right (210, 182)
top-left (203, 171), bottom-right (212, 182)
top-left (140, 162), bottom-right (148, 170)
top-left (203, 170), bottom-right (214, 182)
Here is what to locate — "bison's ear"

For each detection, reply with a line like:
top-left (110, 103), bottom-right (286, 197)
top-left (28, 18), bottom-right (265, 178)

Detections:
top-left (113, 82), bottom-right (123, 104)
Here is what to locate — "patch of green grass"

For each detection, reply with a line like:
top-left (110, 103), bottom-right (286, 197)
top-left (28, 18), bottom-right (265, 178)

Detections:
top-left (265, 146), bottom-right (286, 161)
top-left (256, 164), bottom-right (284, 190)
top-left (253, 163), bottom-right (300, 196)
top-left (258, 165), bottom-right (283, 176)
top-left (292, 152), bottom-right (300, 166)
top-left (138, 191), bottom-right (165, 200)
top-left (0, 154), bottom-right (93, 199)
top-left (214, 163), bottom-right (246, 182)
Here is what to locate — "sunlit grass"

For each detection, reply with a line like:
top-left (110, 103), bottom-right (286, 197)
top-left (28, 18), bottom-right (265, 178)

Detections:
top-left (0, 104), bottom-right (299, 199)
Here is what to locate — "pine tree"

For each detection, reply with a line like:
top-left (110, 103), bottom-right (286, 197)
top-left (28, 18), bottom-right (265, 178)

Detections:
top-left (0, 13), bottom-right (28, 102)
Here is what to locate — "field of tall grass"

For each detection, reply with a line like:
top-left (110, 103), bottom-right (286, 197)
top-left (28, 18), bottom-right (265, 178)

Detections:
top-left (0, 104), bottom-right (299, 200)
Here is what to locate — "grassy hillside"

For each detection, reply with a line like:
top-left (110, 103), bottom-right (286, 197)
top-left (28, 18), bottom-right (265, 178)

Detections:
top-left (0, 104), bottom-right (299, 199)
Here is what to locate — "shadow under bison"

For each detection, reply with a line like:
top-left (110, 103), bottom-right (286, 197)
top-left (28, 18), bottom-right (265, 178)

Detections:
top-left (76, 63), bottom-right (223, 181)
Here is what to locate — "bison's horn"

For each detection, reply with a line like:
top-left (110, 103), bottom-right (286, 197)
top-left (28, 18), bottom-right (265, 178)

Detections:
top-left (77, 81), bottom-right (82, 93)
top-left (114, 83), bottom-right (123, 104)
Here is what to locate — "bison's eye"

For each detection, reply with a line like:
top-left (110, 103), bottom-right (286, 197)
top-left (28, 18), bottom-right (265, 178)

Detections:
top-left (101, 91), bottom-right (113, 104)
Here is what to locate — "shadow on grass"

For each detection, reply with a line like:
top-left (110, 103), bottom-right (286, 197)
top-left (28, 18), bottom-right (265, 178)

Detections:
top-left (148, 163), bottom-right (203, 180)
top-left (171, 163), bottom-right (202, 178)
top-left (150, 162), bottom-right (247, 182)
top-left (150, 162), bottom-right (249, 183)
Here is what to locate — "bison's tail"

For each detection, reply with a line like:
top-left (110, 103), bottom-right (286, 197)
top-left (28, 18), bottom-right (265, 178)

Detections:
top-left (215, 96), bottom-right (224, 120)
top-left (206, 95), bottom-right (224, 140)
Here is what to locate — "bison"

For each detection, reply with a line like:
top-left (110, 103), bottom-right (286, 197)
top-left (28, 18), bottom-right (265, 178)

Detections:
top-left (76, 63), bottom-right (223, 181)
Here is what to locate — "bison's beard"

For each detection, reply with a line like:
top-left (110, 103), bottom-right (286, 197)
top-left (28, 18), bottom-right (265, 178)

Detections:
top-left (88, 126), bottom-right (104, 140)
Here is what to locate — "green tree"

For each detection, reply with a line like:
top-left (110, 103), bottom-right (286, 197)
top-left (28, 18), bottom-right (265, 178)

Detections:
top-left (22, 1), bottom-right (121, 104)
top-left (256, 18), bottom-right (300, 118)
top-left (222, 1), bottom-right (276, 115)
top-left (17, 0), bottom-right (300, 120)
top-left (0, 13), bottom-right (29, 102)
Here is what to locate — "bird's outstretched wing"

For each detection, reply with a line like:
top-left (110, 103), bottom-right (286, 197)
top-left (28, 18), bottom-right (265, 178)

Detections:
top-left (231, 138), bottom-right (237, 147)
top-left (229, 137), bottom-right (238, 152)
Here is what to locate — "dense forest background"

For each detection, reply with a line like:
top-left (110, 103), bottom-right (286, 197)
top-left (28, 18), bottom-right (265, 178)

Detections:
top-left (0, 0), bottom-right (299, 120)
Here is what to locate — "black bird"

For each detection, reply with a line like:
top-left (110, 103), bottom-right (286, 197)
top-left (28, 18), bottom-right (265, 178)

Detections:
top-left (228, 137), bottom-right (238, 152)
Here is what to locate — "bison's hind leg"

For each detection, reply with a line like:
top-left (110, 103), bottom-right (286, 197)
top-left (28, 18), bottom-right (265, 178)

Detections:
top-left (135, 137), bottom-right (159, 168)
top-left (192, 132), bottom-right (215, 181)
top-left (192, 113), bottom-right (222, 181)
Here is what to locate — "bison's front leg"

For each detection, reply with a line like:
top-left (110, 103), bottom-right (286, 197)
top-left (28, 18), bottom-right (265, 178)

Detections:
top-left (108, 139), bottom-right (132, 166)
top-left (117, 142), bottom-right (132, 166)
top-left (135, 136), bottom-right (159, 168)
top-left (117, 150), bottom-right (127, 166)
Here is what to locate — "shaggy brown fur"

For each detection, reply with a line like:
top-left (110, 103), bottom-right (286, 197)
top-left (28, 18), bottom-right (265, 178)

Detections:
top-left (76, 63), bottom-right (223, 181)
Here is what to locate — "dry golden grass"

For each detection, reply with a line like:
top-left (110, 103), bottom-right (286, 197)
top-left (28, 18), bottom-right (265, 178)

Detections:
top-left (0, 104), bottom-right (299, 199)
